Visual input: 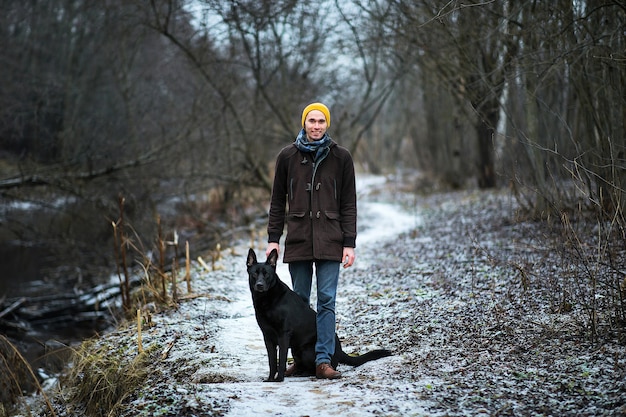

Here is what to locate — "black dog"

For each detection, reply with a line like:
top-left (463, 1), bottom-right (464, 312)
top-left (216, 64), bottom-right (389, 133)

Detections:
top-left (247, 248), bottom-right (391, 382)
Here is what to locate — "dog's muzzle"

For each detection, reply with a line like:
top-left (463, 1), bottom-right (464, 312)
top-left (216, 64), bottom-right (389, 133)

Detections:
top-left (254, 279), bottom-right (268, 292)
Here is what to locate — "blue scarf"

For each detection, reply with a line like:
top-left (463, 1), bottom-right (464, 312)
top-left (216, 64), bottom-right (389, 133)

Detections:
top-left (294, 129), bottom-right (331, 162)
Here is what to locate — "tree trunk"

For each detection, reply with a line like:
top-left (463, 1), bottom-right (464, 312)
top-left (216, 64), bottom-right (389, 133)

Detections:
top-left (475, 107), bottom-right (498, 189)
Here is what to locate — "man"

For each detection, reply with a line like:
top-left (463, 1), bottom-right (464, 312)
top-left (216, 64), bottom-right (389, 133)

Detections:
top-left (266, 102), bottom-right (357, 379)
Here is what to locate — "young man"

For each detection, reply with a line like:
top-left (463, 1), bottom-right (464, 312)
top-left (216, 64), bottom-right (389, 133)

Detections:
top-left (266, 102), bottom-right (357, 379)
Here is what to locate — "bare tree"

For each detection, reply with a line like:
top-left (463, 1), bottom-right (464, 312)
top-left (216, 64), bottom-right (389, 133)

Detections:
top-left (497, 1), bottom-right (625, 220)
top-left (0, 0), bottom-right (218, 278)
top-left (150, 0), bottom-right (405, 181)
top-left (564, 1), bottom-right (626, 218)
top-left (361, 0), bottom-right (518, 188)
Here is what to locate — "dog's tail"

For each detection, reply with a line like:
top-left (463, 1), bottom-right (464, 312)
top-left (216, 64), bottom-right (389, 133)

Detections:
top-left (336, 349), bottom-right (392, 367)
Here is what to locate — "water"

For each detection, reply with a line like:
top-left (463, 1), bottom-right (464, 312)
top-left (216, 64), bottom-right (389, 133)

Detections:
top-left (1, 243), bottom-right (113, 378)
top-left (0, 244), bottom-right (60, 298)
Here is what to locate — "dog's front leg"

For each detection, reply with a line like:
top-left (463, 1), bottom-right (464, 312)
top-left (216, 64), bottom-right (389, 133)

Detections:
top-left (275, 334), bottom-right (290, 382)
top-left (263, 337), bottom-right (278, 382)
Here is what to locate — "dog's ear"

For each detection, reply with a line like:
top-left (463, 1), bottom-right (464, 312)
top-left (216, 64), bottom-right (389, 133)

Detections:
top-left (267, 248), bottom-right (278, 267)
top-left (246, 248), bottom-right (257, 267)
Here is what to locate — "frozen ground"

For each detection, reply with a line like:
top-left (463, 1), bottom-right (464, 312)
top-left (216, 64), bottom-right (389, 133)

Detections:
top-left (128, 174), bottom-right (429, 417)
top-left (191, 175), bottom-right (425, 417)
top-left (16, 173), bottom-right (626, 416)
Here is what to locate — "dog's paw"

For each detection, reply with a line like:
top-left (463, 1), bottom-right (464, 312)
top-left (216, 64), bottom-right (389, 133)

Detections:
top-left (263, 377), bottom-right (284, 383)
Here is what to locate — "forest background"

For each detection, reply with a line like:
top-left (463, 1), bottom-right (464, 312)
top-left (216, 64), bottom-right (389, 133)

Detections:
top-left (0, 0), bottom-right (624, 337)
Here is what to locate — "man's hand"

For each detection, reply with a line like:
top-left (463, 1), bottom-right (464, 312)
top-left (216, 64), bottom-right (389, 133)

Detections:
top-left (342, 247), bottom-right (355, 268)
top-left (266, 242), bottom-right (280, 258)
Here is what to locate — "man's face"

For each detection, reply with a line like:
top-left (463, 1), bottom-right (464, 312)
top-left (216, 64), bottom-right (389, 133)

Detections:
top-left (304, 110), bottom-right (328, 142)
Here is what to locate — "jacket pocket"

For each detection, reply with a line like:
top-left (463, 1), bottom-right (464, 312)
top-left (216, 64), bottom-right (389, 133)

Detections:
top-left (324, 211), bottom-right (343, 243)
top-left (286, 211), bottom-right (308, 244)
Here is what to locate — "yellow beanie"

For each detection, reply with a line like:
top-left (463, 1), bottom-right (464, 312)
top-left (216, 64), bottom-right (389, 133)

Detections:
top-left (301, 102), bottom-right (331, 128)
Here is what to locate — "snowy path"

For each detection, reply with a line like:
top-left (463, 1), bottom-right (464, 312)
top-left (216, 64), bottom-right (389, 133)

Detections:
top-left (194, 175), bottom-right (424, 416)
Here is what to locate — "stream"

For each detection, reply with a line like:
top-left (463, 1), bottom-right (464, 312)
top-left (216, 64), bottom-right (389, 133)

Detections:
top-left (1, 243), bottom-right (114, 376)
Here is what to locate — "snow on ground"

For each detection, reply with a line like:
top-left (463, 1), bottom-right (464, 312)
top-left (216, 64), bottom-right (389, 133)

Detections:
top-left (18, 173), bottom-right (429, 417)
top-left (19, 173), bottom-right (626, 417)
top-left (130, 173), bottom-right (430, 417)
top-left (185, 175), bottom-right (426, 417)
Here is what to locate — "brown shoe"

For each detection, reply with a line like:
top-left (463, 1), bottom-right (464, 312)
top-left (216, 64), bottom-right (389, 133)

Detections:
top-left (285, 363), bottom-right (297, 377)
top-left (316, 363), bottom-right (341, 379)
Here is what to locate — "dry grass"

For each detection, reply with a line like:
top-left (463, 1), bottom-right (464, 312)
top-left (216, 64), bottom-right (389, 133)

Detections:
top-left (0, 335), bottom-right (55, 416)
top-left (1, 336), bottom-right (25, 408)
top-left (62, 338), bottom-right (155, 417)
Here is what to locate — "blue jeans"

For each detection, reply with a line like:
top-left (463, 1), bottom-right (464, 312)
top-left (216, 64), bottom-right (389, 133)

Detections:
top-left (289, 260), bottom-right (340, 366)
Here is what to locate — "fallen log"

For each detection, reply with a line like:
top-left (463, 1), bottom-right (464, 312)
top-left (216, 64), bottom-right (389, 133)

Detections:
top-left (0, 318), bottom-right (29, 332)
top-left (0, 276), bottom-right (142, 331)
top-left (0, 297), bottom-right (25, 320)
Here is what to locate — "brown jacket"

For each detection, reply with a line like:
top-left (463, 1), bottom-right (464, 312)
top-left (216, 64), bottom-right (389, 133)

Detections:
top-left (267, 141), bottom-right (357, 263)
